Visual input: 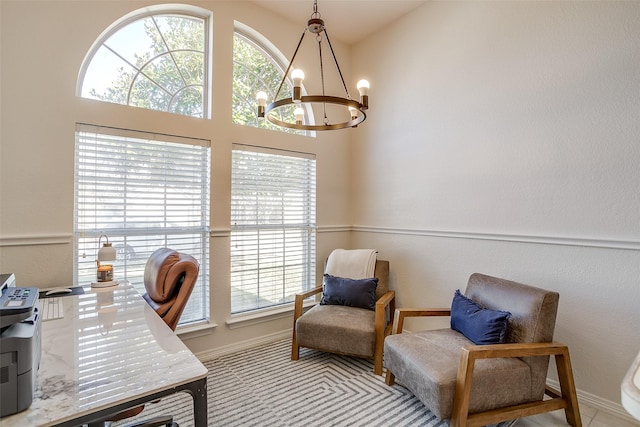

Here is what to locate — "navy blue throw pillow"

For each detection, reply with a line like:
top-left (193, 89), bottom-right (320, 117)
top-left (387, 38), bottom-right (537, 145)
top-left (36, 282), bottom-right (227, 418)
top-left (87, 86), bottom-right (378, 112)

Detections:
top-left (450, 290), bottom-right (511, 345)
top-left (320, 274), bottom-right (378, 310)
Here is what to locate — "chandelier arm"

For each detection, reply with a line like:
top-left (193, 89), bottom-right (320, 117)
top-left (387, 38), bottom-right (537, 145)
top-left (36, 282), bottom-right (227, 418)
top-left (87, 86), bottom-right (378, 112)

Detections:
top-left (275, 28), bottom-right (308, 100)
top-left (317, 36), bottom-right (328, 123)
top-left (323, 29), bottom-right (351, 98)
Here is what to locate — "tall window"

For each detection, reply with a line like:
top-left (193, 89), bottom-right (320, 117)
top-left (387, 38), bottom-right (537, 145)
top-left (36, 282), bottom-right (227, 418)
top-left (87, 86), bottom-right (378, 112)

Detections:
top-left (232, 23), bottom-right (313, 136)
top-left (78, 7), bottom-right (211, 118)
top-left (74, 124), bottom-right (211, 325)
top-left (231, 145), bottom-right (316, 313)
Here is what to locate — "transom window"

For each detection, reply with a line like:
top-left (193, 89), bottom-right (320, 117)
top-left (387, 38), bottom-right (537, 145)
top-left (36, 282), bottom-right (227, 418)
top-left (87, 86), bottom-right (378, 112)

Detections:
top-left (79, 7), bottom-right (211, 118)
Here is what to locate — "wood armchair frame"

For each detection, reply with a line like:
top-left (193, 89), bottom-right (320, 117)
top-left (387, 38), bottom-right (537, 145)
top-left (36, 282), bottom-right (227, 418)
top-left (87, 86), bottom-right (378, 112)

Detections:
top-left (291, 286), bottom-right (396, 375)
top-left (385, 308), bottom-right (582, 427)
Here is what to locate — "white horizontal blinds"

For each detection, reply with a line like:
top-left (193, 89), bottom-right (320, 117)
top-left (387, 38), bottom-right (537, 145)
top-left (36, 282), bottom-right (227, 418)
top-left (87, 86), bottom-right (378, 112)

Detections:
top-left (231, 145), bottom-right (316, 313)
top-left (74, 124), bottom-right (210, 325)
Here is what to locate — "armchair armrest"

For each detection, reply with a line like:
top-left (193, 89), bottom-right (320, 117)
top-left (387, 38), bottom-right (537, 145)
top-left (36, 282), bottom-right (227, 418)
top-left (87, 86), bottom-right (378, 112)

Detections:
top-left (373, 290), bottom-right (396, 375)
top-left (462, 341), bottom-right (570, 360)
top-left (375, 291), bottom-right (396, 336)
top-left (296, 286), bottom-right (324, 301)
top-left (375, 290), bottom-right (396, 311)
top-left (293, 286), bottom-right (323, 322)
top-left (451, 342), bottom-right (580, 427)
top-left (390, 307), bottom-right (451, 334)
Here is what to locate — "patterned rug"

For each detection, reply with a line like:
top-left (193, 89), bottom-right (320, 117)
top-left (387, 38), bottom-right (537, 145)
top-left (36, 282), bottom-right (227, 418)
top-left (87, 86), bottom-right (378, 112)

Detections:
top-left (115, 339), bottom-right (517, 427)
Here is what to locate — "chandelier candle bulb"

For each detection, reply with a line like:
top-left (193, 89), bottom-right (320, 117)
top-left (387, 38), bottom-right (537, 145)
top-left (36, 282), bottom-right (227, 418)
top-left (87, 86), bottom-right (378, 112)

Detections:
top-left (256, 91), bottom-right (268, 117)
top-left (291, 69), bottom-right (305, 102)
top-left (357, 80), bottom-right (370, 110)
top-left (294, 107), bottom-right (305, 124)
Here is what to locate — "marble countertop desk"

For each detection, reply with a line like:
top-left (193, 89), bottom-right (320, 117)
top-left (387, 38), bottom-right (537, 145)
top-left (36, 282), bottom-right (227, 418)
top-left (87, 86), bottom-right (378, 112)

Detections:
top-left (1, 283), bottom-right (208, 427)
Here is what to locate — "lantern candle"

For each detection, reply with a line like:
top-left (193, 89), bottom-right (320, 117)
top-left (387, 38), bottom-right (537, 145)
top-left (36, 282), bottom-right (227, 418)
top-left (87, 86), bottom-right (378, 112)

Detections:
top-left (96, 262), bottom-right (113, 282)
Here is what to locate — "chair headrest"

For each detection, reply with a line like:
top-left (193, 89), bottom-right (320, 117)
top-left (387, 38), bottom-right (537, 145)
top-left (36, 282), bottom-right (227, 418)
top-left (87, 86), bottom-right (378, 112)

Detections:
top-left (144, 248), bottom-right (199, 303)
top-left (465, 273), bottom-right (559, 344)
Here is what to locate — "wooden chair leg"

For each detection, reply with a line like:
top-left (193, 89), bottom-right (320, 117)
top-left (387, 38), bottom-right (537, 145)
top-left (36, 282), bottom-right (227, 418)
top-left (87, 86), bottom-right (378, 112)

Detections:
top-left (374, 349), bottom-right (383, 375)
top-left (291, 320), bottom-right (300, 360)
top-left (555, 348), bottom-right (582, 427)
top-left (385, 370), bottom-right (395, 386)
top-left (373, 300), bottom-right (387, 376)
top-left (450, 349), bottom-right (474, 427)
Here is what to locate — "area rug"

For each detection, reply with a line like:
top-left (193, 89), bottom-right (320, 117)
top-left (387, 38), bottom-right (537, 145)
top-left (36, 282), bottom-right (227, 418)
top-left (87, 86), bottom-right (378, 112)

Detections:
top-left (115, 339), bottom-right (517, 427)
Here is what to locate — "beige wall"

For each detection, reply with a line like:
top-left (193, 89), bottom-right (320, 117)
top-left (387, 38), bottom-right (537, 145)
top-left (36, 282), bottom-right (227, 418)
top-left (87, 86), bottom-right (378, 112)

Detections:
top-left (0, 1), bottom-right (354, 352)
top-left (3, 0), bottom-right (640, 420)
top-left (351, 0), bottom-right (640, 416)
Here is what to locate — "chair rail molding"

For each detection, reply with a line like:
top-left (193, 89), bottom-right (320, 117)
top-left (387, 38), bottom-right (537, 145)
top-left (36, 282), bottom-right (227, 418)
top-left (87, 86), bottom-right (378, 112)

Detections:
top-left (0, 234), bottom-right (72, 247)
top-left (4, 227), bottom-right (637, 251)
top-left (352, 225), bottom-right (640, 251)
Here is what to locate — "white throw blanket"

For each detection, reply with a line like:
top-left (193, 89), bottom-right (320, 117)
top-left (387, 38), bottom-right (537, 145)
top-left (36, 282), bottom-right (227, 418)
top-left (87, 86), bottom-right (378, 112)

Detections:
top-left (325, 249), bottom-right (377, 279)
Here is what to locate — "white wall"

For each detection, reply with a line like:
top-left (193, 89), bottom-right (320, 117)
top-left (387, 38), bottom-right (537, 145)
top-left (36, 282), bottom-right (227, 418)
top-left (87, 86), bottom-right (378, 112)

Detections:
top-left (351, 0), bottom-right (640, 414)
top-left (0, 0), bottom-right (354, 353)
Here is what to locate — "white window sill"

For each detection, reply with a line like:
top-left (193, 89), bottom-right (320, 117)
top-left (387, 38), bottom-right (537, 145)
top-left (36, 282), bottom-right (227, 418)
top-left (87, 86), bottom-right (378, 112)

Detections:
top-left (226, 300), bottom-right (317, 329)
top-left (176, 320), bottom-right (218, 339)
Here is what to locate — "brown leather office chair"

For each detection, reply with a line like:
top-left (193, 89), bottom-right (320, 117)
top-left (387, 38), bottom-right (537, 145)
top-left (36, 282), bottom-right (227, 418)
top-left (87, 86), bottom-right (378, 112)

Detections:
top-left (90, 248), bottom-right (200, 427)
top-left (142, 247), bottom-right (200, 331)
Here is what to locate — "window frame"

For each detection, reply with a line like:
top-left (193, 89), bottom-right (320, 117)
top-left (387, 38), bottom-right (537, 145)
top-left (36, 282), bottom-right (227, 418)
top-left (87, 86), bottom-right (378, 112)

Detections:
top-left (230, 144), bottom-right (317, 315)
top-left (73, 123), bottom-right (211, 327)
top-left (77, 5), bottom-right (213, 119)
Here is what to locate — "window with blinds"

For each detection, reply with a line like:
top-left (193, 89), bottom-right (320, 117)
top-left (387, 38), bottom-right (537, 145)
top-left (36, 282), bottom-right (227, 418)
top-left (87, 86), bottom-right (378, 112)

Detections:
top-left (74, 124), bottom-right (210, 325)
top-left (231, 145), bottom-right (316, 314)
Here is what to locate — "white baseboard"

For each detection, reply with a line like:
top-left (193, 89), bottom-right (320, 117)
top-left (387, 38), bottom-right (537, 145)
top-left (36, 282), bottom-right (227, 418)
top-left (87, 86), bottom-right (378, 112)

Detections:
top-left (547, 378), bottom-right (638, 424)
top-left (194, 329), bottom-right (291, 361)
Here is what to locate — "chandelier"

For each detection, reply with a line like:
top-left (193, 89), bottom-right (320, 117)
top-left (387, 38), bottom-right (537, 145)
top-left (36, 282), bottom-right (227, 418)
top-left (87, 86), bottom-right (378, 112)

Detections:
top-left (256, 0), bottom-right (370, 131)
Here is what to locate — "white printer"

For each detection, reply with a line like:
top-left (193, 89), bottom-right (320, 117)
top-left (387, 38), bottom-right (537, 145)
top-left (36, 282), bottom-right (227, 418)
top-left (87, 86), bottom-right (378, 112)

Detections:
top-left (0, 274), bottom-right (41, 418)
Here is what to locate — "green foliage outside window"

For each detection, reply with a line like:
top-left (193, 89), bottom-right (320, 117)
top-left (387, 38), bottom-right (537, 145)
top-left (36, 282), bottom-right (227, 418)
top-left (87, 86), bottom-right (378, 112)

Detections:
top-left (232, 33), bottom-right (304, 135)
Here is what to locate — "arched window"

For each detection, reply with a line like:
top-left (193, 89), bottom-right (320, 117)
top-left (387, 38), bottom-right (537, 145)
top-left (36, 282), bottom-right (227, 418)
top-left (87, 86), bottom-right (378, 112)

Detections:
top-left (233, 22), bottom-right (314, 136)
top-left (78, 6), bottom-right (211, 118)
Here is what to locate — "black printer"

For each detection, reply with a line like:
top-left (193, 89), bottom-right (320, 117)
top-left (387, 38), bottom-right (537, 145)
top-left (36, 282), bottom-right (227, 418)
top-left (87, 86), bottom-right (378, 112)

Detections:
top-left (0, 274), bottom-right (41, 418)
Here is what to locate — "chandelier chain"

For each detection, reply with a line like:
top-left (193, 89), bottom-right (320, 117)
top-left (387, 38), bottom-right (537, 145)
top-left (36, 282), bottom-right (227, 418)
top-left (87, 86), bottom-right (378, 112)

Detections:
top-left (318, 35), bottom-right (328, 122)
top-left (274, 29), bottom-right (307, 100)
top-left (323, 29), bottom-right (351, 99)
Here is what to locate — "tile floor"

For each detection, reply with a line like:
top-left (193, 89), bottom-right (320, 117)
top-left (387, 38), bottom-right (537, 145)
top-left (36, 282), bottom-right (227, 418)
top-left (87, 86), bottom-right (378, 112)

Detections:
top-left (514, 404), bottom-right (640, 427)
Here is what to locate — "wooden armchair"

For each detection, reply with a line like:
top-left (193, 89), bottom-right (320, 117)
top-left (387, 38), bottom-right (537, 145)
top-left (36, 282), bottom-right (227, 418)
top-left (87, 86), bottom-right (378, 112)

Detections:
top-left (292, 253), bottom-right (395, 375)
top-left (384, 273), bottom-right (581, 427)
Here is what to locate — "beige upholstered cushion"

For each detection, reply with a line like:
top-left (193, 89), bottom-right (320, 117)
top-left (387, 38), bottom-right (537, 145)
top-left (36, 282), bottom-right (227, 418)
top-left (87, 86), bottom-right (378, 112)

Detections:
top-left (385, 329), bottom-right (531, 419)
top-left (295, 304), bottom-right (376, 357)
